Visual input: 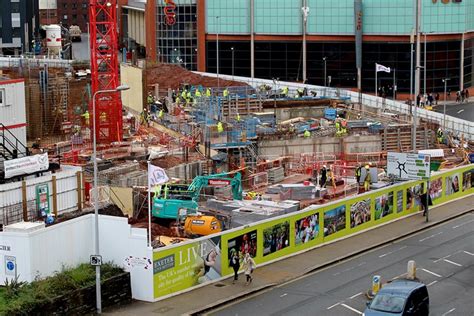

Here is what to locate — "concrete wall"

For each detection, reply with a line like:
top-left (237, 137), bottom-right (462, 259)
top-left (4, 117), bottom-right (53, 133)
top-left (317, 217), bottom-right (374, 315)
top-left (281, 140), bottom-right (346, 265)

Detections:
top-left (0, 214), bottom-right (154, 302)
top-left (120, 63), bottom-right (144, 114)
top-left (258, 134), bottom-right (382, 157)
top-left (275, 106), bottom-right (326, 122)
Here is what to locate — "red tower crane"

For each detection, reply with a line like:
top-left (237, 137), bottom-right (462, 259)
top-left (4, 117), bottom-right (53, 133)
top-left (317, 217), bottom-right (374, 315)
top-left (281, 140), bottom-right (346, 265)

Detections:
top-left (88, 0), bottom-right (123, 143)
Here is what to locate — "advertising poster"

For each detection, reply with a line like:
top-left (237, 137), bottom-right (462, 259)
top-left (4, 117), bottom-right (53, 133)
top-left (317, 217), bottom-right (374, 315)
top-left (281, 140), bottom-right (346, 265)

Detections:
top-left (407, 183), bottom-right (424, 209)
top-left (429, 178), bottom-right (443, 201)
top-left (396, 190), bottom-right (403, 213)
top-left (462, 170), bottom-right (472, 191)
top-left (263, 221), bottom-right (290, 256)
top-left (153, 236), bottom-right (221, 298)
top-left (375, 192), bottom-right (394, 220)
top-left (227, 230), bottom-right (257, 267)
top-left (295, 213), bottom-right (319, 245)
top-left (350, 199), bottom-right (371, 228)
top-left (445, 173), bottom-right (460, 196)
top-left (324, 205), bottom-right (346, 237)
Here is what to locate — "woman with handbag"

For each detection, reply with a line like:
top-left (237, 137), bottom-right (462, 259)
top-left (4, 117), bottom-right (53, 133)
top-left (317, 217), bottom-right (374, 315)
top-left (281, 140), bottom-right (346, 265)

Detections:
top-left (243, 252), bottom-right (256, 285)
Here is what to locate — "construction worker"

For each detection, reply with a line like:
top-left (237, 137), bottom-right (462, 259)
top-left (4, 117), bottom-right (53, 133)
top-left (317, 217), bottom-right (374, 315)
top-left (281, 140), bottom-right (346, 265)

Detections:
top-left (281, 86), bottom-right (289, 97)
top-left (181, 89), bottom-right (187, 101)
top-left (195, 89), bottom-right (202, 98)
top-left (355, 164), bottom-right (362, 184)
top-left (304, 129), bottom-right (311, 138)
top-left (363, 165), bottom-right (371, 191)
top-left (186, 90), bottom-right (192, 105)
top-left (175, 95), bottom-right (181, 104)
top-left (206, 88), bottom-right (212, 97)
top-left (158, 109), bottom-right (164, 120)
top-left (297, 88), bottom-right (304, 98)
top-left (217, 121), bottom-right (224, 133)
top-left (341, 118), bottom-right (348, 135)
top-left (140, 109), bottom-right (149, 126)
top-left (436, 128), bottom-right (444, 144)
top-left (335, 116), bottom-right (341, 136)
top-left (147, 93), bottom-right (154, 105)
top-left (320, 165), bottom-right (327, 188)
top-left (81, 110), bottom-right (90, 126)
top-left (223, 87), bottom-right (229, 98)
top-left (236, 113), bottom-right (241, 122)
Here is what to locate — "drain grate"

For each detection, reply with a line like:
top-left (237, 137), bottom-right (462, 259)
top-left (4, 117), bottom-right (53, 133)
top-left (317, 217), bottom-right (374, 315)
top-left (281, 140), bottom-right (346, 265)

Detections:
top-left (214, 283), bottom-right (227, 287)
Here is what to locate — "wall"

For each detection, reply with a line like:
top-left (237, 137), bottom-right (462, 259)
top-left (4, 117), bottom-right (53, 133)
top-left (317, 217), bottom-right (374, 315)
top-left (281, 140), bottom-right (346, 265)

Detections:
top-left (258, 134), bottom-right (382, 157)
top-left (120, 63), bottom-right (144, 114)
top-left (152, 163), bottom-right (474, 300)
top-left (206, 0), bottom-right (473, 35)
top-left (0, 214), bottom-right (154, 302)
top-left (110, 187), bottom-right (134, 216)
top-left (275, 106), bottom-right (326, 122)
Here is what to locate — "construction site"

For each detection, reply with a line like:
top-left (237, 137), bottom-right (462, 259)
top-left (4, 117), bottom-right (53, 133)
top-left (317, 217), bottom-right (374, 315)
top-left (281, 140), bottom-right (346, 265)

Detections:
top-left (1, 54), bottom-right (473, 248)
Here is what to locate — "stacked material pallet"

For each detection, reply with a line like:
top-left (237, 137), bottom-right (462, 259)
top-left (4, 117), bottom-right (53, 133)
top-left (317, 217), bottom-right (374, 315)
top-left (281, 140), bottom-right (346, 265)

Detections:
top-left (268, 166), bottom-right (285, 184)
top-left (268, 183), bottom-right (317, 200)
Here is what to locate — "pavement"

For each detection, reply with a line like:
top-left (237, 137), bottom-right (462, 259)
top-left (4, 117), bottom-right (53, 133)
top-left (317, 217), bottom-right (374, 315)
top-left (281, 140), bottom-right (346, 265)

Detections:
top-left (213, 212), bottom-right (474, 316)
top-left (106, 194), bottom-right (474, 316)
top-left (71, 33), bottom-right (90, 62)
top-left (432, 97), bottom-right (474, 122)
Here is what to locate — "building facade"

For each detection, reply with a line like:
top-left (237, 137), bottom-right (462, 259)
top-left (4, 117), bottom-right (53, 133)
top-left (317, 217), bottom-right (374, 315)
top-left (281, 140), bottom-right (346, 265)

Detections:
top-left (0, 0), bottom-right (40, 55)
top-left (56, 0), bottom-right (89, 31)
top-left (39, 0), bottom-right (59, 26)
top-left (140, 0), bottom-right (474, 94)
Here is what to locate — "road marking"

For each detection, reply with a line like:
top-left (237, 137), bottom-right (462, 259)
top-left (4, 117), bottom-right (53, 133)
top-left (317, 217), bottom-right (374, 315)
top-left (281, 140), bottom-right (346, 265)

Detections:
top-left (341, 303), bottom-right (363, 315)
top-left (333, 272), bottom-right (341, 276)
top-left (427, 280), bottom-right (438, 287)
top-left (463, 251), bottom-right (474, 256)
top-left (441, 308), bottom-right (456, 316)
top-left (421, 268), bottom-right (442, 278)
top-left (379, 246), bottom-right (407, 258)
top-left (327, 302), bottom-right (341, 310)
top-left (357, 262), bottom-right (366, 267)
top-left (349, 292), bottom-right (363, 299)
top-left (457, 109), bottom-right (464, 114)
top-left (280, 293), bottom-right (287, 298)
top-left (419, 231), bottom-right (443, 242)
top-left (452, 218), bottom-right (474, 228)
top-left (443, 259), bottom-right (462, 267)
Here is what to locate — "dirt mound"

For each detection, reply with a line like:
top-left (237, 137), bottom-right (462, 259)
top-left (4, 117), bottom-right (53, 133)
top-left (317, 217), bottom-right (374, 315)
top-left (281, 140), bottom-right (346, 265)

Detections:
top-left (146, 63), bottom-right (248, 91)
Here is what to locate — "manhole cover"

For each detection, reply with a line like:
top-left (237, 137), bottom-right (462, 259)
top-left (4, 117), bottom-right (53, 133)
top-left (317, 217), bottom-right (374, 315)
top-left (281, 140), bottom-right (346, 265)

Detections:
top-left (214, 283), bottom-right (227, 287)
top-left (154, 306), bottom-right (174, 313)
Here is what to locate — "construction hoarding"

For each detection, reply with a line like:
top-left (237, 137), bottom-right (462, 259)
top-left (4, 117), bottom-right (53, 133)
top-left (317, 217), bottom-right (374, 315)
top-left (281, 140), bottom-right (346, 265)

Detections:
top-left (152, 164), bottom-right (474, 300)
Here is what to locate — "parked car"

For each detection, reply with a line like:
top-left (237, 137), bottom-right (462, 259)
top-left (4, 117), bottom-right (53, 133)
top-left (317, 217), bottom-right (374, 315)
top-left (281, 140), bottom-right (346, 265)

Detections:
top-left (69, 25), bottom-right (82, 42)
top-left (364, 280), bottom-right (429, 315)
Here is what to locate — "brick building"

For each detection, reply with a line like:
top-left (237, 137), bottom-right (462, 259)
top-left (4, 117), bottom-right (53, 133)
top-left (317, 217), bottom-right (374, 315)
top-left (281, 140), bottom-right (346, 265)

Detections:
top-left (56, 0), bottom-right (89, 31)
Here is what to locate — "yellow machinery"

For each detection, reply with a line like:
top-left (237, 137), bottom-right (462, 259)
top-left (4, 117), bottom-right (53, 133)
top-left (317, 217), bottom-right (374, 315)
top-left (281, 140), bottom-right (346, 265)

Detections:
top-left (184, 215), bottom-right (222, 236)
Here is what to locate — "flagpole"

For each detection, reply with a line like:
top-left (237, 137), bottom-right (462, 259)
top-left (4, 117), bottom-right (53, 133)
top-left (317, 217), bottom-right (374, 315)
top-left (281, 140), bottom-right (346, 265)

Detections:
top-left (147, 161), bottom-right (152, 247)
top-left (375, 64), bottom-right (378, 99)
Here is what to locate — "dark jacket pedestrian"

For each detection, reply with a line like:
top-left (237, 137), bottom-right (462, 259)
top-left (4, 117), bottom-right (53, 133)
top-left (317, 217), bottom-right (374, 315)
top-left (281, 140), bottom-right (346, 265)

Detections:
top-left (419, 193), bottom-right (433, 216)
top-left (230, 252), bottom-right (240, 283)
top-left (320, 166), bottom-right (327, 188)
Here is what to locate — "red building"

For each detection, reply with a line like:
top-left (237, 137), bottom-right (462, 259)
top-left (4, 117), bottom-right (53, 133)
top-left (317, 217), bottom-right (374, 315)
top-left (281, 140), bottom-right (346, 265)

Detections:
top-left (56, 0), bottom-right (90, 31)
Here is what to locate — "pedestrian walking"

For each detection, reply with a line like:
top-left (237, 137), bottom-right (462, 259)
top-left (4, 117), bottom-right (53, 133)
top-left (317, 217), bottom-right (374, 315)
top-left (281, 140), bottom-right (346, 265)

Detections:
top-left (435, 92), bottom-right (440, 105)
top-left (320, 165), bottom-right (327, 188)
top-left (355, 164), bottom-right (362, 184)
top-left (465, 89), bottom-right (470, 100)
top-left (363, 165), bottom-right (371, 192)
top-left (418, 192), bottom-right (433, 216)
top-left (242, 253), bottom-right (256, 285)
top-left (230, 250), bottom-right (240, 284)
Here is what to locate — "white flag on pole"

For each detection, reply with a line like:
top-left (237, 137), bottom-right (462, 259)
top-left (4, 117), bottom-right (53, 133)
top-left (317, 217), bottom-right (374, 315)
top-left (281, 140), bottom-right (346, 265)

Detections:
top-left (376, 63), bottom-right (391, 73)
top-left (148, 164), bottom-right (169, 186)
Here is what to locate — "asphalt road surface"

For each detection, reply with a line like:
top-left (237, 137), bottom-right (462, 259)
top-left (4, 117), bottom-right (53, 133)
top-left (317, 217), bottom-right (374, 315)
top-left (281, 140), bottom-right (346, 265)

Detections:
top-left (71, 33), bottom-right (90, 62)
top-left (434, 101), bottom-right (474, 122)
top-left (211, 212), bottom-right (474, 316)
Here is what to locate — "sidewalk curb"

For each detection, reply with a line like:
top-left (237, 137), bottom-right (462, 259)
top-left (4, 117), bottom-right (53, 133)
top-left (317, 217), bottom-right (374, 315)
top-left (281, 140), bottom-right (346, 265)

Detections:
top-left (189, 208), bottom-right (473, 315)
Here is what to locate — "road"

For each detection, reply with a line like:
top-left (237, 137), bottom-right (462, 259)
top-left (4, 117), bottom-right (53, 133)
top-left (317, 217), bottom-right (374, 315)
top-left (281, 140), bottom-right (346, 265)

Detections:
top-left (211, 213), bottom-right (474, 316)
top-left (433, 101), bottom-right (474, 122)
top-left (71, 33), bottom-right (90, 62)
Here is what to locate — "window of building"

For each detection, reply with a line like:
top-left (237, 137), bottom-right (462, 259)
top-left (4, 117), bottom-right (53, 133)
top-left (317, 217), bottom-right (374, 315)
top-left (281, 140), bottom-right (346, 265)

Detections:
top-left (72, 14), bottom-right (77, 21)
top-left (63, 3), bottom-right (67, 9)
top-left (63, 15), bottom-right (68, 20)
top-left (72, 3), bottom-right (77, 9)
top-left (12, 27), bottom-right (21, 37)
top-left (82, 3), bottom-right (88, 9)
top-left (11, 3), bottom-right (20, 13)
top-left (0, 89), bottom-right (4, 107)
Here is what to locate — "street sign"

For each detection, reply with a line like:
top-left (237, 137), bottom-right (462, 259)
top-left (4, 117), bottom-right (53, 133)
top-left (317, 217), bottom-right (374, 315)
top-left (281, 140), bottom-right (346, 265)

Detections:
top-left (4, 255), bottom-right (16, 277)
top-left (36, 183), bottom-right (50, 216)
top-left (387, 152), bottom-right (431, 180)
top-left (90, 255), bottom-right (102, 266)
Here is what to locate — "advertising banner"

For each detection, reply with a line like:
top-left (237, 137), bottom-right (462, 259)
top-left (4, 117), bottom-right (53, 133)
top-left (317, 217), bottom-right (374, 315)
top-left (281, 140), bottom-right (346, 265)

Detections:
top-left (263, 221), bottom-right (290, 256)
top-left (295, 212), bottom-right (320, 245)
top-left (350, 198), bottom-right (371, 228)
top-left (153, 236), bottom-right (221, 298)
top-left (324, 205), bottom-right (346, 237)
top-left (4, 153), bottom-right (49, 179)
top-left (387, 152), bottom-right (430, 180)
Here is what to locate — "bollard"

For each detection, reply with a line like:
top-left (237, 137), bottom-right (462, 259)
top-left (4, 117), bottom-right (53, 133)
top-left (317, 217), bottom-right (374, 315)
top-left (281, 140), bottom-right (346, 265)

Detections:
top-left (372, 275), bottom-right (381, 295)
top-left (407, 260), bottom-right (416, 280)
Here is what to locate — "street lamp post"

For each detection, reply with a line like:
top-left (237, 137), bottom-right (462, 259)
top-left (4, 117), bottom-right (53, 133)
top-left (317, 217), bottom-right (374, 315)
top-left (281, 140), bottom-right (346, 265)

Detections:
top-left (231, 47), bottom-right (235, 80)
top-left (216, 16), bottom-right (220, 90)
top-left (442, 78), bottom-right (450, 129)
top-left (92, 84), bottom-right (129, 314)
top-left (323, 57), bottom-right (327, 87)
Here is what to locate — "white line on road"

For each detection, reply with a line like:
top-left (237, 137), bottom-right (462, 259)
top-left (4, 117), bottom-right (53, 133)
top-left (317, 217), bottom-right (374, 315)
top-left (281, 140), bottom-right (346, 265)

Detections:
top-left (280, 293), bottom-right (287, 298)
top-left (379, 246), bottom-right (407, 258)
top-left (349, 292), bottom-right (363, 299)
top-left (452, 218), bottom-right (474, 229)
top-left (457, 109), bottom-right (464, 113)
top-left (419, 231), bottom-right (443, 242)
top-left (427, 280), bottom-right (438, 287)
top-left (463, 251), bottom-right (474, 256)
top-left (421, 268), bottom-right (442, 278)
top-left (327, 302), bottom-right (341, 310)
top-left (443, 259), bottom-right (462, 267)
top-left (341, 303), bottom-right (363, 315)
top-left (333, 272), bottom-right (341, 276)
top-left (441, 308), bottom-right (456, 316)
top-left (357, 262), bottom-right (366, 267)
